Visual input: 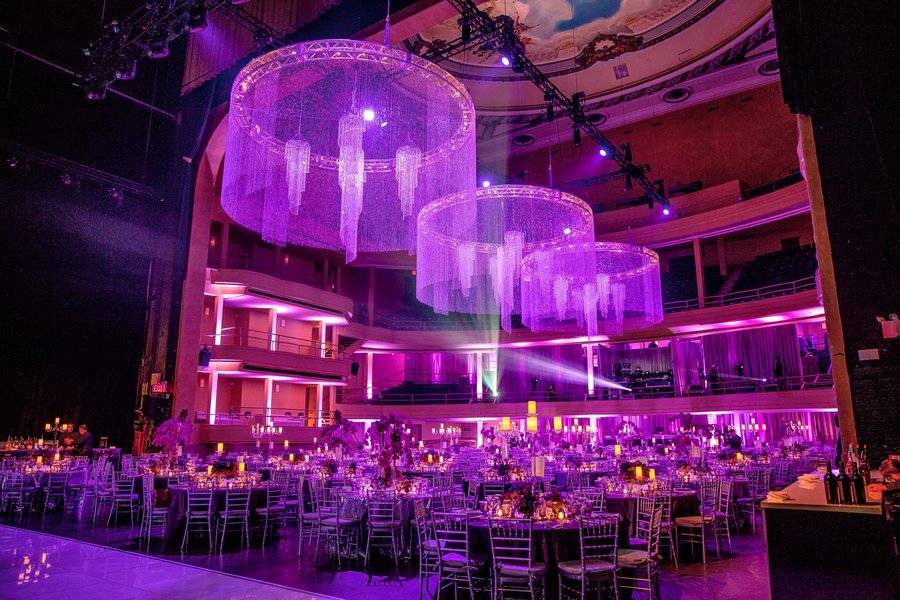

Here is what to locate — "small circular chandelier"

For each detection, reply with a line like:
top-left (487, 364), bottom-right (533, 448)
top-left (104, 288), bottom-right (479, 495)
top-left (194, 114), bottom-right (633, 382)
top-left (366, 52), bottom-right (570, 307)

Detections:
top-left (521, 241), bottom-right (663, 337)
top-left (221, 39), bottom-right (476, 262)
top-left (415, 185), bottom-right (596, 331)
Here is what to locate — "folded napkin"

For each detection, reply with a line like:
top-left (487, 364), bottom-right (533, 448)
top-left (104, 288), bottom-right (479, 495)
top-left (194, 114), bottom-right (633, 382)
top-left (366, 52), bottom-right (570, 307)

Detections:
top-left (766, 491), bottom-right (792, 502)
top-left (798, 474), bottom-right (819, 483)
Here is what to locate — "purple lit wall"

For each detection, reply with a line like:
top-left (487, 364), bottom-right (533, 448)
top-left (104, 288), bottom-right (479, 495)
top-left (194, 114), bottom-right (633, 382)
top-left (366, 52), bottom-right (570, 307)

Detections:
top-left (701, 324), bottom-right (802, 382)
top-left (497, 345), bottom-right (586, 399)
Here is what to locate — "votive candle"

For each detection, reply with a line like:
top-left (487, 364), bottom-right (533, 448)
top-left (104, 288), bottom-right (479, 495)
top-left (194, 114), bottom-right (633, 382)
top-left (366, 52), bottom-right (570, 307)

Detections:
top-left (36, 456), bottom-right (42, 464)
top-left (288, 453), bottom-right (294, 462)
top-left (649, 468), bottom-right (656, 480)
top-left (614, 444), bottom-right (622, 456)
top-left (635, 466), bottom-right (644, 479)
top-left (238, 463), bottom-right (245, 472)
top-left (207, 465), bottom-right (213, 475)
top-left (216, 443), bottom-right (224, 452)
top-left (284, 439), bottom-right (289, 448)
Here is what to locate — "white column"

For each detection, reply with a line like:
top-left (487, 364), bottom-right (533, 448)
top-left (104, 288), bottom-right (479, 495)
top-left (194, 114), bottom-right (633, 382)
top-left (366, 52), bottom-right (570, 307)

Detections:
top-left (316, 384), bottom-right (324, 427)
top-left (268, 309), bottom-right (278, 351)
top-left (208, 371), bottom-right (219, 425)
top-left (585, 343), bottom-right (595, 395)
top-left (475, 351), bottom-right (484, 400)
top-left (265, 378), bottom-right (273, 426)
top-left (319, 320), bottom-right (327, 358)
top-left (477, 420), bottom-right (484, 447)
top-left (366, 352), bottom-right (374, 400)
top-left (213, 295), bottom-right (224, 346)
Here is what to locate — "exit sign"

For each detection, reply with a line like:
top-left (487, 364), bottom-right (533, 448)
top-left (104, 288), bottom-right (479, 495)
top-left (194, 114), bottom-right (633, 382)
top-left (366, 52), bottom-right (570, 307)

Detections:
top-left (151, 382), bottom-right (168, 394)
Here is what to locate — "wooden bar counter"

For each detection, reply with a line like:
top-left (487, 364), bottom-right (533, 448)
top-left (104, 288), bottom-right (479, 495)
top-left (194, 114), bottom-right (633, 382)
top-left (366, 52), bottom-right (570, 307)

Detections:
top-left (762, 475), bottom-right (899, 599)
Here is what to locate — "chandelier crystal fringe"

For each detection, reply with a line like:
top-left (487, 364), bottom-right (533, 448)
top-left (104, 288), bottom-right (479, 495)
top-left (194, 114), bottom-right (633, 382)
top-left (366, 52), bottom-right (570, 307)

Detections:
top-left (221, 40), bottom-right (476, 263)
top-left (416, 185), bottom-right (596, 332)
top-left (521, 241), bottom-right (663, 337)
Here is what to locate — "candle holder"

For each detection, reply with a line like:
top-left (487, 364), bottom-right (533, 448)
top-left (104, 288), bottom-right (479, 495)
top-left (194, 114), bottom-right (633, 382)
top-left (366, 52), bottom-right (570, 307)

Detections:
top-left (251, 424), bottom-right (283, 451)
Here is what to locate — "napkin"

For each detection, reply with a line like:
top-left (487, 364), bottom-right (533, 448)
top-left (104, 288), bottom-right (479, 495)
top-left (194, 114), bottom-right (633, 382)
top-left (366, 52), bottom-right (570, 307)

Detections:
top-left (766, 491), bottom-right (792, 502)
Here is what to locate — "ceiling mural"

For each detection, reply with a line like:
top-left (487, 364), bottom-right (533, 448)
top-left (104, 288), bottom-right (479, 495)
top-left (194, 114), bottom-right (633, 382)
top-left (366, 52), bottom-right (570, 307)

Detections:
top-left (418, 0), bottom-right (718, 72)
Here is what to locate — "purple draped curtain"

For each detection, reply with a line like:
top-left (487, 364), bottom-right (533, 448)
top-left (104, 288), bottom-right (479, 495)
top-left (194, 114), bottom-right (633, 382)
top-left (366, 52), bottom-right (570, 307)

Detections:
top-left (497, 346), bottom-right (587, 399)
top-left (701, 324), bottom-right (802, 381)
top-left (672, 339), bottom-right (704, 394)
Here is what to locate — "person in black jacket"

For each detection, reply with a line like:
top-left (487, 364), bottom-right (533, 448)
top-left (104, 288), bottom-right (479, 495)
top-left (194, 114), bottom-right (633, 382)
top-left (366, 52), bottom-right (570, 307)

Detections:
top-left (74, 424), bottom-right (94, 457)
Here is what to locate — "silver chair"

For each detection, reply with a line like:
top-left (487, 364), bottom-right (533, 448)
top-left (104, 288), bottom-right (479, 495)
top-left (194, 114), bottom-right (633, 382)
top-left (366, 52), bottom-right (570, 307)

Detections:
top-left (617, 498), bottom-right (663, 599)
top-left (433, 511), bottom-right (487, 600)
top-left (181, 487), bottom-right (214, 551)
top-left (215, 488), bottom-right (251, 550)
top-left (488, 517), bottom-right (546, 600)
top-left (558, 514), bottom-right (620, 600)
top-left (365, 490), bottom-right (401, 567)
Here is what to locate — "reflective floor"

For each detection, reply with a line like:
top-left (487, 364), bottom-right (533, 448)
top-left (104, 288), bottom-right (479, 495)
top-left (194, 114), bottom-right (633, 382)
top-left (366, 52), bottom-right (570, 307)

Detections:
top-left (0, 508), bottom-right (771, 599)
top-left (0, 524), bottom-right (337, 599)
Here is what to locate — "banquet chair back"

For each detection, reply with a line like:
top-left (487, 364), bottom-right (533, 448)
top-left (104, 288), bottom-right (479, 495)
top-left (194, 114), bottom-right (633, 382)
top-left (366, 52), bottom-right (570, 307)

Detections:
top-left (107, 475), bottom-right (138, 526)
top-left (43, 472), bottom-right (68, 514)
top-left (297, 476), bottom-right (320, 556)
top-left (653, 490), bottom-right (678, 567)
top-left (489, 517), bottom-right (545, 600)
top-left (216, 488), bottom-right (251, 550)
top-left (182, 487), bottom-right (214, 550)
top-left (617, 503), bottom-right (662, 600)
top-left (315, 487), bottom-right (361, 567)
top-left (465, 479), bottom-right (480, 508)
top-left (558, 515), bottom-right (619, 600)
top-left (258, 484), bottom-right (285, 545)
top-left (433, 475), bottom-right (453, 489)
top-left (570, 472), bottom-right (593, 489)
top-left (365, 491), bottom-right (401, 566)
top-left (139, 474), bottom-right (168, 543)
top-left (413, 498), bottom-right (440, 600)
top-left (1, 473), bottom-right (28, 514)
top-left (575, 488), bottom-right (607, 514)
top-left (433, 511), bottom-right (485, 600)
top-left (715, 479), bottom-right (735, 553)
top-left (482, 482), bottom-right (506, 498)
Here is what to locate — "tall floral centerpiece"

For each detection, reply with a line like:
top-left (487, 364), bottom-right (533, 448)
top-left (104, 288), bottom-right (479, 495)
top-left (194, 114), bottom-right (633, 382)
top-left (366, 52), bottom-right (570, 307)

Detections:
top-left (151, 409), bottom-right (192, 462)
top-left (319, 410), bottom-right (362, 463)
top-left (366, 413), bottom-right (413, 484)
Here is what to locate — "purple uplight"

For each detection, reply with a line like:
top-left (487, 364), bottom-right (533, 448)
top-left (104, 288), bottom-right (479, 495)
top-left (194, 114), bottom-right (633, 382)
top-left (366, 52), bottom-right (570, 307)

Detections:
top-left (662, 207), bottom-right (670, 215)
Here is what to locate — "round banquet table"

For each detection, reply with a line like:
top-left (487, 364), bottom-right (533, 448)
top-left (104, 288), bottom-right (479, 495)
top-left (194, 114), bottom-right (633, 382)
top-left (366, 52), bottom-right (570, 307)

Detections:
top-left (605, 490), bottom-right (698, 536)
top-left (165, 485), bottom-right (268, 544)
top-left (554, 471), bottom-right (609, 491)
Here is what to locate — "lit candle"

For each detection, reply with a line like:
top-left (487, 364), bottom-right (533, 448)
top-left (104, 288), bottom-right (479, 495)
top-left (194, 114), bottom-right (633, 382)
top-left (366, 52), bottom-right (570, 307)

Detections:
top-left (649, 468), bottom-right (656, 481)
top-left (554, 417), bottom-right (563, 431)
top-left (54, 418), bottom-right (60, 425)
top-left (207, 465), bottom-right (213, 475)
top-left (497, 507), bottom-right (503, 517)
top-left (36, 456), bottom-right (42, 464)
top-left (557, 510), bottom-right (565, 521)
top-left (614, 444), bottom-right (622, 456)
top-left (313, 437), bottom-right (317, 444)
top-left (736, 452), bottom-right (743, 461)
top-left (37, 438), bottom-right (43, 447)
top-left (439, 455), bottom-right (444, 463)
top-left (527, 400), bottom-right (537, 415)
top-left (216, 443), bottom-right (224, 453)
top-left (238, 463), bottom-right (245, 472)
top-left (53, 451), bottom-right (59, 462)
top-left (45, 423), bottom-right (51, 432)
top-left (427, 454), bottom-right (433, 463)
top-left (501, 417), bottom-right (511, 431)
top-left (527, 416), bottom-right (538, 432)
top-left (635, 466), bottom-right (644, 479)
top-left (284, 439), bottom-right (289, 448)
top-left (664, 447), bottom-right (669, 455)
top-left (419, 440), bottom-right (424, 449)
top-left (288, 453), bottom-right (294, 462)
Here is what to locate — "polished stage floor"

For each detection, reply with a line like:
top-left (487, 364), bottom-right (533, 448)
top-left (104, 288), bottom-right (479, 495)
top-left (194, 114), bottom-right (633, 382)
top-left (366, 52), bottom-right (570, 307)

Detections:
top-left (0, 509), bottom-right (770, 599)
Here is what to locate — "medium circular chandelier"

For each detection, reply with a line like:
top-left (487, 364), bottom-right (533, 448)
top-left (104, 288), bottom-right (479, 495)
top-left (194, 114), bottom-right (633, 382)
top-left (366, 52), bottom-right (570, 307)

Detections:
top-left (521, 241), bottom-right (663, 337)
top-left (221, 40), bottom-right (476, 262)
top-left (415, 185), bottom-right (596, 332)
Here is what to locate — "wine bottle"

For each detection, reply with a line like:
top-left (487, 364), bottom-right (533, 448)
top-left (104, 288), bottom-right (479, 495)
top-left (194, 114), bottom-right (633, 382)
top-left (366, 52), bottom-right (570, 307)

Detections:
top-left (824, 461), bottom-right (838, 504)
top-left (837, 460), bottom-right (852, 504)
top-left (850, 467), bottom-right (866, 504)
top-left (858, 445), bottom-right (871, 485)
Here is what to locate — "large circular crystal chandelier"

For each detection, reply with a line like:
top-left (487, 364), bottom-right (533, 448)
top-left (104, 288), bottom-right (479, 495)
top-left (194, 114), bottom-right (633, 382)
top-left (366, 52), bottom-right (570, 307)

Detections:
top-left (416, 185), bottom-right (596, 332)
top-left (521, 241), bottom-right (663, 337)
top-left (221, 40), bottom-right (476, 262)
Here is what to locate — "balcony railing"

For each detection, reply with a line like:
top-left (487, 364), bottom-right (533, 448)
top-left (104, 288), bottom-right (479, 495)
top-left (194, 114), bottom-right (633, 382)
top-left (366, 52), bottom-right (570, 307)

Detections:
top-left (194, 407), bottom-right (334, 426)
top-left (217, 255), bottom-right (331, 290)
top-left (205, 326), bottom-right (347, 360)
top-left (662, 275), bottom-right (818, 313)
top-left (339, 373), bottom-right (833, 406)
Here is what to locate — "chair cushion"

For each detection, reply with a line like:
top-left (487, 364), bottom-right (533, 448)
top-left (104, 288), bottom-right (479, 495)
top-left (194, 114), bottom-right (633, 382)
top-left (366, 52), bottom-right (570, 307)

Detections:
top-left (674, 515), bottom-right (713, 527)
top-left (441, 552), bottom-right (486, 568)
top-left (617, 549), bottom-right (655, 566)
top-left (557, 559), bottom-right (615, 575)
top-left (369, 519), bottom-right (403, 527)
top-left (628, 537), bottom-right (647, 548)
top-left (422, 539), bottom-right (446, 554)
top-left (320, 516), bottom-right (358, 526)
top-left (498, 561), bottom-right (547, 577)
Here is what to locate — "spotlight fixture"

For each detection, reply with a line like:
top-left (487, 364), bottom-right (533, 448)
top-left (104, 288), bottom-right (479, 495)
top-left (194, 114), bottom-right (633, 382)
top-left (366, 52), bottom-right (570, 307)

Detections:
top-left (60, 173), bottom-right (73, 186)
top-left (146, 31), bottom-right (170, 59)
top-left (482, 180), bottom-right (491, 187)
top-left (187, 1), bottom-right (208, 33)
top-left (458, 17), bottom-right (472, 43)
top-left (563, 227), bottom-right (572, 235)
top-left (662, 207), bottom-right (670, 216)
top-left (573, 126), bottom-right (582, 147)
top-left (83, 80), bottom-right (109, 101)
top-left (622, 143), bottom-right (633, 190)
top-left (572, 91), bottom-right (585, 123)
top-left (7, 156), bottom-right (18, 169)
top-left (113, 56), bottom-right (138, 80)
top-left (362, 108), bottom-right (376, 122)
top-left (544, 92), bottom-right (555, 122)
top-left (109, 187), bottom-right (125, 205)
top-left (500, 55), bottom-right (511, 66)
top-left (599, 148), bottom-right (608, 157)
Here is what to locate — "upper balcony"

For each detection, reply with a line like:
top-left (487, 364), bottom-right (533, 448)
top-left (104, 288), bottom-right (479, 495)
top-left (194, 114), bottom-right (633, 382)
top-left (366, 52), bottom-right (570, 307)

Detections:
top-left (203, 326), bottom-right (352, 384)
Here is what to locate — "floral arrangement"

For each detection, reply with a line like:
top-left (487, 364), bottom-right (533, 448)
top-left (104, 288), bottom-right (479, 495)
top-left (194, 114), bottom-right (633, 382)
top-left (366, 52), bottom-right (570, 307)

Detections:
top-left (210, 456), bottom-right (237, 477)
top-left (322, 458), bottom-right (338, 475)
top-left (489, 484), bottom-right (537, 518)
top-left (320, 410), bottom-right (363, 453)
top-left (151, 410), bottom-right (192, 456)
top-left (420, 448), bottom-right (442, 464)
top-left (366, 413), bottom-right (413, 482)
top-left (481, 425), bottom-right (497, 445)
top-left (715, 447), bottom-right (738, 461)
top-left (668, 412), bottom-right (695, 434)
top-left (565, 453), bottom-right (584, 470)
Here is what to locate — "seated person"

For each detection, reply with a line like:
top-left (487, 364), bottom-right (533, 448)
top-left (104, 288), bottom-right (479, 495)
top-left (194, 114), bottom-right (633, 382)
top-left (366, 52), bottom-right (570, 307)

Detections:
top-left (73, 424), bottom-right (94, 457)
top-left (867, 459), bottom-right (900, 495)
